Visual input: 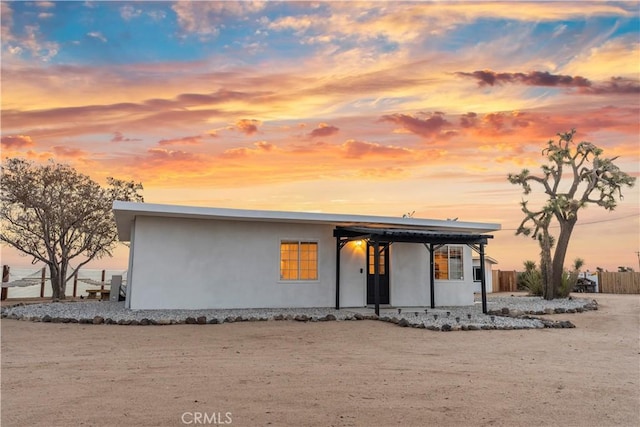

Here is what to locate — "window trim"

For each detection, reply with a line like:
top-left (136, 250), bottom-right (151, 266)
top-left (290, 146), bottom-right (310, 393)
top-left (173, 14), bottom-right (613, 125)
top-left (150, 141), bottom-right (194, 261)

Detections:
top-left (279, 239), bottom-right (319, 282)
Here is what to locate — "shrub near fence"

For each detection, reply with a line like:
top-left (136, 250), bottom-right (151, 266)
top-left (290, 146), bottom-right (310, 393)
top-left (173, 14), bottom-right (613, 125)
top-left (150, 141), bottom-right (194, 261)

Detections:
top-left (598, 272), bottom-right (640, 294)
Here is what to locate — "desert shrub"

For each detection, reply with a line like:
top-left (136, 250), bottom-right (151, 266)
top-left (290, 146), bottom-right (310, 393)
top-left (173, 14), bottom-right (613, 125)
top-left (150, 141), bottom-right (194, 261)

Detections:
top-left (517, 260), bottom-right (543, 296)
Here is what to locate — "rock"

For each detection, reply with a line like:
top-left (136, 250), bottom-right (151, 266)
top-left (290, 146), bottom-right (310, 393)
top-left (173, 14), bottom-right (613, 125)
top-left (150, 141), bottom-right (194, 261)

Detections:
top-left (208, 318), bottom-right (219, 324)
top-left (294, 315), bottom-right (309, 322)
top-left (273, 314), bottom-right (284, 321)
top-left (139, 318), bottom-right (150, 325)
top-left (468, 325), bottom-right (481, 331)
top-left (544, 308), bottom-right (555, 315)
top-left (42, 315), bottom-right (52, 323)
top-left (196, 316), bottom-right (207, 324)
top-left (560, 320), bottom-right (575, 328)
top-left (285, 314), bottom-right (293, 321)
top-left (389, 317), bottom-right (400, 324)
top-left (323, 314), bottom-right (337, 321)
top-left (235, 316), bottom-right (245, 322)
top-left (105, 318), bottom-right (115, 325)
top-left (129, 320), bottom-right (139, 325)
top-left (427, 325), bottom-right (440, 331)
top-left (554, 308), bottom-right (567, 314)
top-left (441, 324), bottom-right (452, 332)
top-left (156, 319), bottom-right (171, 325)
top-left (397, 318), bottom-right (410, 327)
top-left (501, 307), bottom-right (510, 315)
top-left (365, 314), bottom-right (378, 320)
top-left (224, 316), bottom-right (235, 323)
top-left (92, 316), bottom-right (104, 325)
top-left (509, 309), bottom-right (524, 317)
top-left (185, 317), bottom-right (197, 324)
top-left (61, 318), bottom-right (72, 323)
top-left (354, 313), bottom-right (364, 320)
top-left (51, 317), bottom-right (63, 323)
top-left (566, 309), bottom-right (576, 313)
top-left (576, 307), bottom-right (584, 313)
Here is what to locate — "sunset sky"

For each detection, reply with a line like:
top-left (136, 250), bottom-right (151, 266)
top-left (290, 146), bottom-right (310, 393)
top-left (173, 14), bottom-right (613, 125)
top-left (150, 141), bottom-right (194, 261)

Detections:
top-left (1, 1), bottom-right (639, 272)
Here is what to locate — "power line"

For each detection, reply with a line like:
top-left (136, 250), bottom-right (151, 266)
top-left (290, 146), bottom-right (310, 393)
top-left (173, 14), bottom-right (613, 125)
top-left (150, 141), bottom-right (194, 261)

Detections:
top-left (499, 213), bottom-right (639, 231)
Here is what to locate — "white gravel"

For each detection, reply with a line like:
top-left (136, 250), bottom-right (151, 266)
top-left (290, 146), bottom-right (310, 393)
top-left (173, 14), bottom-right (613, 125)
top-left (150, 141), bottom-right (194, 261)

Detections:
top-left (1, 295), bottom-right (597, 331)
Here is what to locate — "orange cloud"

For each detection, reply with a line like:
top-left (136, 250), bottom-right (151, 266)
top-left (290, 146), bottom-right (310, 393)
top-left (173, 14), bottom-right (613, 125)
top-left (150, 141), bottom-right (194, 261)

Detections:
top-left (380, 112), bottom-right (452, 139)
top-left (158, 135), bottom-right (203, 146)
top-left (342, 139), bottom-right (413, 159)
top-left (1, 134), bottom-right (34, 149)
top-left (235, 119), bottom-right (261, 135)
top-left (52, 145), bottom-right (87, 158)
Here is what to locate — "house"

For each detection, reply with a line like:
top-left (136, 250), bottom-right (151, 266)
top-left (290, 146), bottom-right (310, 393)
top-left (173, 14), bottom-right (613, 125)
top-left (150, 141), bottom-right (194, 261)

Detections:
top-left (472, 256), bottom-right (498, 294)
top-left (113, 201), bottom-right (501, 314)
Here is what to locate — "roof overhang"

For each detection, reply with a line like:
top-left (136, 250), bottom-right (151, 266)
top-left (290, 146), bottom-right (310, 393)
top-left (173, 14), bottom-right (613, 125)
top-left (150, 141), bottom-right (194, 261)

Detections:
top-left (113, 201), bottom-right (501, 242)
top-left (334, 226), bottom-right (493, 245)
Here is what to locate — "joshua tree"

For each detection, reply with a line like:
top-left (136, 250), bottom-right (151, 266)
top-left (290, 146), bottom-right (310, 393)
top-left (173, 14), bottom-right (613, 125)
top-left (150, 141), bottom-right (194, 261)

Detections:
top-left (508, 130), bottom-right (635, 299)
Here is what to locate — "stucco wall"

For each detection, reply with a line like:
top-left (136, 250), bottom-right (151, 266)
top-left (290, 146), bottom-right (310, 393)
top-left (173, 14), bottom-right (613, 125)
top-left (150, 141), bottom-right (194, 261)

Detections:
top-left (127, 216), bottom-right (482, 309)
top-left (129, 216), bottom-right (342, 309)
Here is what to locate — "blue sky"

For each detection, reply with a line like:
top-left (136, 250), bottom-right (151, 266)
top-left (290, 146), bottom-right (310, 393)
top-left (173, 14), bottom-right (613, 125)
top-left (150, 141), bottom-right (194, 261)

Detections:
top-left (1, 1), bottom-right (639, 270)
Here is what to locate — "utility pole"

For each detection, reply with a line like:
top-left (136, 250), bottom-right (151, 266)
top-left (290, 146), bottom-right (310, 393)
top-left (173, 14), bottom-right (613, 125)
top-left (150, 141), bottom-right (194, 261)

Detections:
top-left (636, 251), bottom-right (640, 271)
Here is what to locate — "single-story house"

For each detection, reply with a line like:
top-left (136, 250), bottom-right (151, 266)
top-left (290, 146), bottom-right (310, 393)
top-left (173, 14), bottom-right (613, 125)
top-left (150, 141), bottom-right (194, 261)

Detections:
top-left (113, 201), bottom-right (501, 314)
top-left (472, 256), bottom-right (498, 294)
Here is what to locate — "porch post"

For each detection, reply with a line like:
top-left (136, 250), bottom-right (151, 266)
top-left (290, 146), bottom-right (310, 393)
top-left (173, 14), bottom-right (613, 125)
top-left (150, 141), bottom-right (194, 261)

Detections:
top-left (335, 237), bottom-right (341, 310)
top-left (479, 243), bottom-right (488, 314)
top-left (373, 238), bottom-right (380, 316)
top-left (429, 243), bottom-right (435, 309)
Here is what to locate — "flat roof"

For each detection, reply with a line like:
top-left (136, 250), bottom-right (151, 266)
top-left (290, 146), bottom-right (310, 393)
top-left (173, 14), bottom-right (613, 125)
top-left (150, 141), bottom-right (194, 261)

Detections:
top-left (113, 201), bottom-right (501, 241)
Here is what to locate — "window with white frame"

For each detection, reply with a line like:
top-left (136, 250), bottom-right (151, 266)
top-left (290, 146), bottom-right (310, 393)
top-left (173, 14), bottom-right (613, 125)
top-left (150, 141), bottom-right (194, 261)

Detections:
top-left (434, 245), bottom-right (464, 280)
top-left (280, 240), bottom-right (318, 281)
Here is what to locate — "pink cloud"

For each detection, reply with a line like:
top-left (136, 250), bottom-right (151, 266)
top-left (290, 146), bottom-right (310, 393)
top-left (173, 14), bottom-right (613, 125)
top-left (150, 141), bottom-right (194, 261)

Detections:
top-left (380, 112), bottom-right (451, 138)
top-left (158, 135), bottom-right (203, 146)
top-left (309, 123), bottom-right (339, 138)
top-left (1, 134), bottom-right (34, 149)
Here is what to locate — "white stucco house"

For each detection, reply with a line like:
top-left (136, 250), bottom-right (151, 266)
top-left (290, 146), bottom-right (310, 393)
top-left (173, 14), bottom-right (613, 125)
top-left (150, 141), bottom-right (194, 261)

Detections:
top-left (472, 256), bottom-right (498, 294)
top-left (113, 202), bottom-right (501, 314)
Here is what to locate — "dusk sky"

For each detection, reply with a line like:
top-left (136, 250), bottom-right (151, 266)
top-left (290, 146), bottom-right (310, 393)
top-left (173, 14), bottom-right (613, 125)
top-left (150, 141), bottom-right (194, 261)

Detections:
top-left (1, 1), bottom-right (639, 272)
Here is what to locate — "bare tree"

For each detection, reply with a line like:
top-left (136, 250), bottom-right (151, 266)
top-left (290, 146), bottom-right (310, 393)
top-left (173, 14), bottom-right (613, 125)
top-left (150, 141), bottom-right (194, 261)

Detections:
top-left (508, 130), bottom-right (635, 299)
top-left (0, 158), bottom-right (143, 300)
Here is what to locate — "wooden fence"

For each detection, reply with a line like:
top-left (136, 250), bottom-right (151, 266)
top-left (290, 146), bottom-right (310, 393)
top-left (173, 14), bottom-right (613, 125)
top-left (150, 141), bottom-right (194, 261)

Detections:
top-left (598, 272), bottom-right (640, 294)
top-left (491, 269), bottom-right (640, 294)
top-left (492, 270), bottom-right (518, 292)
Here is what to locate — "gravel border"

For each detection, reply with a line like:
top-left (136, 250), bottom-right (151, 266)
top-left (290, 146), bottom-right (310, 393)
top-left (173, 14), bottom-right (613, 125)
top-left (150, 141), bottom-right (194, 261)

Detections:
top-left (1, 296), bottom-right (597, 331)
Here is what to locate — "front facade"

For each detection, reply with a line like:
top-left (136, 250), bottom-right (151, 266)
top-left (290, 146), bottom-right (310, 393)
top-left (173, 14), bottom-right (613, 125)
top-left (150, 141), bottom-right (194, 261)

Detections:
top-left (113, 202), bottom-right (500, 311)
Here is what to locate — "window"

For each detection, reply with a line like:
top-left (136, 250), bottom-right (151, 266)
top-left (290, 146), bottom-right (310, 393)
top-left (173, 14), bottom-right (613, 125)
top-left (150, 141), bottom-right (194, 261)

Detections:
top-left (280, 241), bottom-right (318, 280)
top-left (473, 266), bottom-right (482, 282)
top-left (434, 245), bottom-right (464, 280)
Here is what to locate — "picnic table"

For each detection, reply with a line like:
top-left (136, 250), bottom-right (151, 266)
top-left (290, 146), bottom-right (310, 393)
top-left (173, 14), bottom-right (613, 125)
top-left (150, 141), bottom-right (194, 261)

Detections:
top-left (86, 289), bottom-right (111, 300)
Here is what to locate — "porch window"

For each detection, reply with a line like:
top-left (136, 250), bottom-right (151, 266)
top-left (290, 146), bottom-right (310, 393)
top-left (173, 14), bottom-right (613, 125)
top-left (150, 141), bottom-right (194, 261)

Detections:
top-left (434, 245), bottom-right (464, 280)
top-left (280, 241), bottom-right (318, 280)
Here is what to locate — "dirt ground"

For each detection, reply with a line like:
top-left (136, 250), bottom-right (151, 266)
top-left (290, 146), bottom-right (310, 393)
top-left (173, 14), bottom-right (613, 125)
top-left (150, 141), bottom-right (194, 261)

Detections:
top-left (1, 293), bottom-right (639, 427)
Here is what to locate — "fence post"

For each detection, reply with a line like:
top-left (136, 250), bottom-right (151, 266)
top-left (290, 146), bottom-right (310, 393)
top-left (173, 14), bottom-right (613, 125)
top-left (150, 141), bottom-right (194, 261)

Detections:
top-left (2, 265), bottom-right (9, 301)
top-left (101, 269), bottom-right (106, 290)
top-left (73, 271), bottom-right (78, 298)
top-left (40, 267), bottom-right (46, 298)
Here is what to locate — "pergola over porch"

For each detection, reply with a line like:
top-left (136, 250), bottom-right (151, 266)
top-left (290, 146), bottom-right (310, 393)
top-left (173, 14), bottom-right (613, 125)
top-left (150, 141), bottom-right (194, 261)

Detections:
top-left (333, 226), bottom-right (494, 315)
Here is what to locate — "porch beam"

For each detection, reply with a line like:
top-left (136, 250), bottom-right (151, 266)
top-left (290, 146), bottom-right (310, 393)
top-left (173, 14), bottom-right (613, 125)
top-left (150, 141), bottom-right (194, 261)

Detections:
top-left (429, 243), bottom-right (435, 309)
top-left (373, 238), bottom-right (380, 317)
top-left (335, 237), bottom-right (341, 310)
top-left (479, 243), bottom-right (488, 314)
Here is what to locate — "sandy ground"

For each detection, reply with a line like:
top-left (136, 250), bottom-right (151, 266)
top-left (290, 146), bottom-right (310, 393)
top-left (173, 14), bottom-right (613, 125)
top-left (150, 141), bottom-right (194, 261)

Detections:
top-left (1, 293), bottom-right (639, 427)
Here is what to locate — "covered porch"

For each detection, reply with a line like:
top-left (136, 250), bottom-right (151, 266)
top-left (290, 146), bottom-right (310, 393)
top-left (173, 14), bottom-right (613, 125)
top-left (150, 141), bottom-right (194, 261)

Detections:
top-left (334, 226), bottom-right (494, 315)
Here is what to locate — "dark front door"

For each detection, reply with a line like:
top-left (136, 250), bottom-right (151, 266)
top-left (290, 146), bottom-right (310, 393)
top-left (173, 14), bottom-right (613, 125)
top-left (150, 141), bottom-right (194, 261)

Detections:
top-left (367, 242), bottom-right (390, 305)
